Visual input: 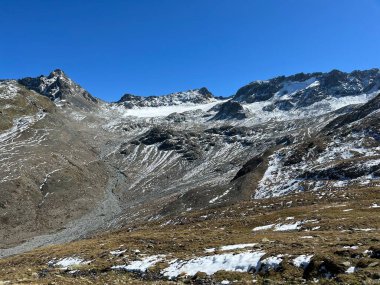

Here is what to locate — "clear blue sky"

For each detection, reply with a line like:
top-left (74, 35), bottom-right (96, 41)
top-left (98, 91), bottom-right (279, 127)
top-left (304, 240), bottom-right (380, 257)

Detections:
top-left (1, 0), bottom-right (380, 101)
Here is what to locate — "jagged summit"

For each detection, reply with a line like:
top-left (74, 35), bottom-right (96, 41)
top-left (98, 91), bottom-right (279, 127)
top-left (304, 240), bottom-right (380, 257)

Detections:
top-left (48, 68), bottom-right (66, 77)
top-left (116, 87), bottom-right (219, 109)
top-left (18, 69), bottom-right (98, 110)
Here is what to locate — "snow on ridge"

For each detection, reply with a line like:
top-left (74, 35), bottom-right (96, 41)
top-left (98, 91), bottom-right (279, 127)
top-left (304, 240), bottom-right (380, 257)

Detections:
top-left (0, 80), bottom-right (19, 100)
top-left (242, 92), bottom-right (377, 125)
top-left (274, 77), bottom-right (319, 98)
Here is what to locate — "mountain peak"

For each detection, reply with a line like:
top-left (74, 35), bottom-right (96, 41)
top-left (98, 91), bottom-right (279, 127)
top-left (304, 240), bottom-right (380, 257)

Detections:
top-left (18, 70), bottom-right (98, 109)
top-left (48, 69), bottom-right (66, 78)
top-left (197, 87), bottom-right (212, 97)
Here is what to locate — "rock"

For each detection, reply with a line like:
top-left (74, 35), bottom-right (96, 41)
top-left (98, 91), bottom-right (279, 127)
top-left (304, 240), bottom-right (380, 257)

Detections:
top-left (303, 255), bottom-right (346, 279)
top-left (211, 101), bottom-right (251, 120)
top-left (369, 246), bottom-right (380, 259)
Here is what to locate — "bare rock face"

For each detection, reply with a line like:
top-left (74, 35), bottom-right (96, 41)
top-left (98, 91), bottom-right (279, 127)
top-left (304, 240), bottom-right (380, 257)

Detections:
top-left (211, 101), bottom-right (251, 120)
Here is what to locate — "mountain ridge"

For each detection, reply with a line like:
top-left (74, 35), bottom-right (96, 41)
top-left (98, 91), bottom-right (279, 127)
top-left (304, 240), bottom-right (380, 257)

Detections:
top-left (1, 68), bottom-right (379, 266)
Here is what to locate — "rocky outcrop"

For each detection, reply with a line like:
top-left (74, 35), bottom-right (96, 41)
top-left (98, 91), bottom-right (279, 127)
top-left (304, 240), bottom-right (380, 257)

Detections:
top-left (211, 101), bottom-right (251, 120)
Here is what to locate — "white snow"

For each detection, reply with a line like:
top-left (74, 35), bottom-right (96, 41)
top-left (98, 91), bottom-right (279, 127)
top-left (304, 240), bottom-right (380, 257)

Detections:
top-left (110, 100), bottom-right (227, 118)
top-left (219, 243), bottom-right (257, 251)
top-left (110, 249), bottom-right (127, 255)
top-left (242, 91), bottom-right (377, 126)
top-left (274, 78), bottom-right (319, 98)
top-left (252, 220), bottom-right (303, 232)
top-left (209, 189), bottom-right (231, 204)
top-left (259, 255), bottom-right (283, 271)
top-left (112, 255), bottom-right (165, 272)
top-left (354, 228), bottom-right (375, 232)
top-left (292, 255), bottom-right (313, 269)
top-left (252, 224), bottom-right (275, 231)
top-left (161, 251), bottom-right (265, 279)
top-left (0, 81), bottom-right (19, 100)
top-left (204, 244), bottom-right (257, 253)
top-left (274, 221), bottom-right (302, 231)
top-left (204, 248), bottom-right (216, 253)
top-left (343, 246), bottom-right (359, 250)
top-left (346, 266), bottom-right (356, 274)
top-left (49, 257), bottom-right (91, 269)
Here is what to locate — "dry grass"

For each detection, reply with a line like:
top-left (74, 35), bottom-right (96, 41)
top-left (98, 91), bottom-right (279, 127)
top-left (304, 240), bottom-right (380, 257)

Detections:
top-left (0, 187), bottom-right (379, 284)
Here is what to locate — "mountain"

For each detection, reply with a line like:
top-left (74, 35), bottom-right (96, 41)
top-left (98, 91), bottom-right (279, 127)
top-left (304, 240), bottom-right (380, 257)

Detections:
top-left (18, 69), bottom-right (99, 110)
top-left (0, 68), bottom-right (379, 284)
top-left (116, 87), bottom-right (218, 108)
top-left (233, 69), bottom-right (380, 109)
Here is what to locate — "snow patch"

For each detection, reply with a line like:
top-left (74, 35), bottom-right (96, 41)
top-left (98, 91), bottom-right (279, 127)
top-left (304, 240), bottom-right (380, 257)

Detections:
top-left (49, 257), bottom-right (91, 269)
top-left (209, 188), bottom-right (231, 204)
top-left (112, 255), bottom-right (165, 272)
top-left (292, 255), bottom-right (313, 269)
top-left (161, 251), bottom-right (265, 279)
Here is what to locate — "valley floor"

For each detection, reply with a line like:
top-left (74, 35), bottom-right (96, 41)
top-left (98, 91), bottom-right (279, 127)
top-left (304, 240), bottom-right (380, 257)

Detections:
top-left (0, 187), bottom-right (379, 284)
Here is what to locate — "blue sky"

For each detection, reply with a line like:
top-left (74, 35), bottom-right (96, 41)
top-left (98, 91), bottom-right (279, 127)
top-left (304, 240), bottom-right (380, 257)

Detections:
top-left (1, 0), bottom-right (380, 101)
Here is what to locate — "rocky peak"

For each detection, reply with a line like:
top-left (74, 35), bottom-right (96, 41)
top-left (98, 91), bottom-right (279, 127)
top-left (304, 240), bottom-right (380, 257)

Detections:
top-left (48, 69), bottom-right (66, 78)
top-left (197, 87), bottom-right (213, 97)
top-left (117, 93), bottom-right (139, 103)
top-left (18, 69), bottom-right (98, 110)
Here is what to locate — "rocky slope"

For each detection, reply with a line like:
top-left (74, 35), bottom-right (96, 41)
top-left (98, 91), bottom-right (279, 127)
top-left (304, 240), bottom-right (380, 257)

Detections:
top-left (0, 67), bottom-right (379, 280)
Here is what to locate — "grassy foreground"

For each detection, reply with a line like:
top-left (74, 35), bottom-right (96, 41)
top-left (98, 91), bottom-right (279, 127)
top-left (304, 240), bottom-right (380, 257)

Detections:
top-left (0, 187), bottom-right (379, 285)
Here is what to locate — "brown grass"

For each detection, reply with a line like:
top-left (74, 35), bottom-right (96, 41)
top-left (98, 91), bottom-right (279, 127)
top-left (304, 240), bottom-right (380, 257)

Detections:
top-left (0, 187), bottom-right (379, 284)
